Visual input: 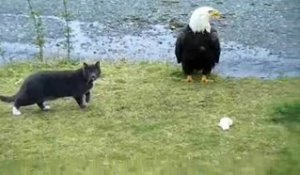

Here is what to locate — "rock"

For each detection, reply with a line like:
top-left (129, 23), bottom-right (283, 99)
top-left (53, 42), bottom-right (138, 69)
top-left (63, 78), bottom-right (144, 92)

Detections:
top-left (169, 18), bottom-right (185, 30)
top-left (162, 0), bottom-right (180, 4)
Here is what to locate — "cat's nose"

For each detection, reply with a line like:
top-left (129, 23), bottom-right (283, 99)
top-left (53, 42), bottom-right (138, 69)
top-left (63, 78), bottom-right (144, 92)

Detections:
top-left (91, 75), bottom-right (97, 80)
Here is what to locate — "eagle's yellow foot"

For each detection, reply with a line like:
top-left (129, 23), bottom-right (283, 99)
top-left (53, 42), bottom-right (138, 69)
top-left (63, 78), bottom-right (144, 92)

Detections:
top-left (185, 75), bottom-right (193, 83)
top-left (201, 75), bottom-right (214, 84)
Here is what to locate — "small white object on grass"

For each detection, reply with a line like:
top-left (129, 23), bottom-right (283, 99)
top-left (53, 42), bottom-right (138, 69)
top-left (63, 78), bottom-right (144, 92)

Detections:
top-left (218, 117), bottom-right (233, 130)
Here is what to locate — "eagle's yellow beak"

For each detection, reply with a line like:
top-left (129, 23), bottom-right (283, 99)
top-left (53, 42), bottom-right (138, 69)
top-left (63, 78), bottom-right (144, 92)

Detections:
top-left (210, 10), bottom-right (222, 19)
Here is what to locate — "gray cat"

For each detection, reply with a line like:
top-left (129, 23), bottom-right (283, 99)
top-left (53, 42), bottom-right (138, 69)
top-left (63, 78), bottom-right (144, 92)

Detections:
top-left (0, 61), bottom-right (101, 116)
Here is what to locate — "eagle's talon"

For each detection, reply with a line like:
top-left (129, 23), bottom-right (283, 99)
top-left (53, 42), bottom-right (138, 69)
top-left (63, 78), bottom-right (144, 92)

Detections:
top-left (185, 75), bottom-right (194, 83)
top-left (201, 75), bottom-right (213, 84)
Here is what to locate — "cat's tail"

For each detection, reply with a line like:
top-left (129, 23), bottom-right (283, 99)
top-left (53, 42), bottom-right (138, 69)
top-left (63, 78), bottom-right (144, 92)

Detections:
top-left (0, 94), bottom-right (16, 103)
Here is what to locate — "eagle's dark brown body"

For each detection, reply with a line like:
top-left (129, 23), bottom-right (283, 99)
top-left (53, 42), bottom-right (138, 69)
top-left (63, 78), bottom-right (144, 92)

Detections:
top-left (175, 25), bottom-right (220, 77)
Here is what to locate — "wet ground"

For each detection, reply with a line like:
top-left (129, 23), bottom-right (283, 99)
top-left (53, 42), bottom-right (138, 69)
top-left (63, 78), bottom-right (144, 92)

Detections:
top-left (0, 0), bottom-right (299, 78)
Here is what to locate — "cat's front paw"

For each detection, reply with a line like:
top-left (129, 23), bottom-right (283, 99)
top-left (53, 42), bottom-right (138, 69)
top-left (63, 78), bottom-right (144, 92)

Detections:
top-left (80, 103), bottom-right (88, 109)
top-left (43, 105), bottom-right (51, 111)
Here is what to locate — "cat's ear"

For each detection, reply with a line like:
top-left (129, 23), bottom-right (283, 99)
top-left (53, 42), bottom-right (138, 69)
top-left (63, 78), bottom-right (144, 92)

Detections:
top-left (83, 62), bottom-right (88, 69)
top-left (95, 61), bottom-right (100, 68)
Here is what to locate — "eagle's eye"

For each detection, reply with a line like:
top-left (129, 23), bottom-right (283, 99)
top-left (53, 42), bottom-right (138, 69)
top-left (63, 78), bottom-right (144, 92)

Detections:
top-left (208, 10), bottom-right (214, 14)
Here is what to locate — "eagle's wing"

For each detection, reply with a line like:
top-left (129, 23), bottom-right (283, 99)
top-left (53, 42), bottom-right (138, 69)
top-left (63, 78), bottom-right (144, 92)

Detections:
top-left (210, 28), bottom-right (221, 63)
top-left (175, 32), bottom-right (185, 63)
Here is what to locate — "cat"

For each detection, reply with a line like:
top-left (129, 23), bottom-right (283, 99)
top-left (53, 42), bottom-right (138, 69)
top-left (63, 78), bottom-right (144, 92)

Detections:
top-left (0, 61), bottom-right (101, 116)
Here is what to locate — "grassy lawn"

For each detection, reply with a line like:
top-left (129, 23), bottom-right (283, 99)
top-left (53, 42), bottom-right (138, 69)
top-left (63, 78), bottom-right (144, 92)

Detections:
top-left (0, 61), bottom-right (299, 174)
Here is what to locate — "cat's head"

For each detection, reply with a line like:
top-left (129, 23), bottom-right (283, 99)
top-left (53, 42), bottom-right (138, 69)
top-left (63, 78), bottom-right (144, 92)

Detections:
top-left (82, 61), bottom-right (101, 82)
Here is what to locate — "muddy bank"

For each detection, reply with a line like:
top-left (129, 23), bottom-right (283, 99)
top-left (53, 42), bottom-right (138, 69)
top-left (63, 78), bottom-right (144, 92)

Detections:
top-left (0, 0), bottom-right (299, 78)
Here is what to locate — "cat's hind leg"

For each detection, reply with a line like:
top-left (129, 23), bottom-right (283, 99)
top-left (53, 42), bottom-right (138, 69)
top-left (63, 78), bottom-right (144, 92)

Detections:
top-left (13, 95), bottom-right (36, 116)
top-left (12, 106), bottom-right (21, 116)
top-left (37, 102), bottom-right (51, 111)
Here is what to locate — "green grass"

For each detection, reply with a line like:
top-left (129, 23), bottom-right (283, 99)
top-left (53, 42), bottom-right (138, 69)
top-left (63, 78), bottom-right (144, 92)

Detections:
top-left (0, 61), bottom-right (299, 174)
top-left (269, 101), bottom-right (300, 175)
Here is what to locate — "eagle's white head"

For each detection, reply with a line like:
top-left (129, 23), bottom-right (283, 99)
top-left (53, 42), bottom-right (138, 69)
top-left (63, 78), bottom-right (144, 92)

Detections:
top-left (189, 6), bottom-right (221, 33)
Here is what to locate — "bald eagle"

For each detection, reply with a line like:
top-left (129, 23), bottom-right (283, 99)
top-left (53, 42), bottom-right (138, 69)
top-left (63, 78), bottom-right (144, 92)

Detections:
top-left (175, 6), bottom-right (221, 83)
